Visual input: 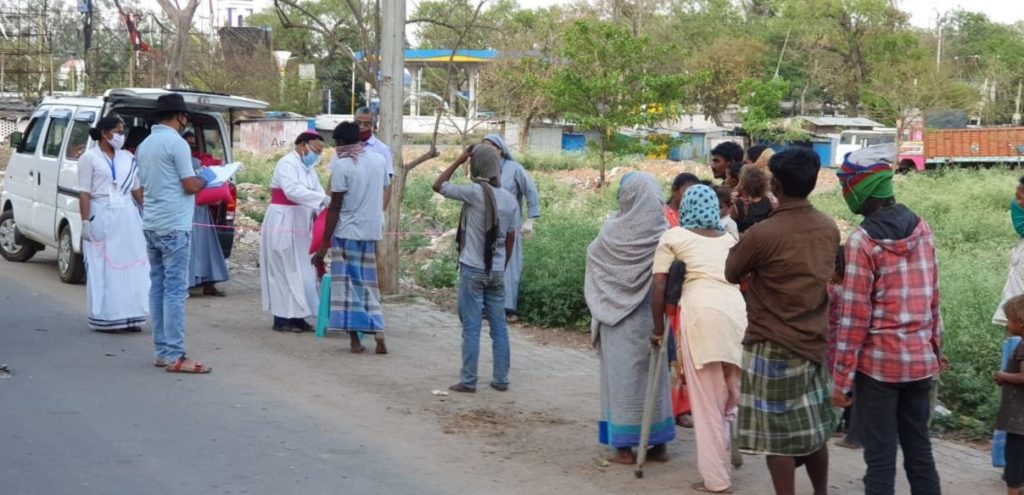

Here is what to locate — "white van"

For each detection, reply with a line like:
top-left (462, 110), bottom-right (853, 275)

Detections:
top-left (0, 88), bottom-right (267, 283)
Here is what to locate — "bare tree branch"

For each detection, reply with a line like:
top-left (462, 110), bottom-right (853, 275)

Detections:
top-left (406, 0), bottom-right (488, 172)
top-left (273, 0), bottom-right (378, 89)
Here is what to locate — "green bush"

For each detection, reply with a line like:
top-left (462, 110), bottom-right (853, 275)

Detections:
top-left (246, 210), bottom-right (266, 224)
top-left (414, 253), bottom-right (459, 289)
top-left (235, 150), bottom-right (283, 188)
top-left (517, 210), bottom-right (603, 329)
top-left (518, 150), bottom-right (644, 172)
top-left (520, 151), bottom-right (594, 171)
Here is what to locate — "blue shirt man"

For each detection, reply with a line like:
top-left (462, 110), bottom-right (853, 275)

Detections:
top-left (138, 124), bottom-right (196, 231)
top-left (136, 93), bottom-right (215, 374)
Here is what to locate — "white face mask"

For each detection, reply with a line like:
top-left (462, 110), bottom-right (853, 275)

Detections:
top-left (109, 133), bottom-right (126, 150)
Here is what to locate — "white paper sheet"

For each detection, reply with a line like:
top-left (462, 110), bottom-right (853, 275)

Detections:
top-left (204, 162), bottom-right (242, 188)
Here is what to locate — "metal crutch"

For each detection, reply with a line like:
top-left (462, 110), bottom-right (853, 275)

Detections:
top-left (635, 338), bottom-right (668, 479)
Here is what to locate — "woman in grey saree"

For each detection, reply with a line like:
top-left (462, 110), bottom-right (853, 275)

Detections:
top-left (585, 171), bottom-right (675, 465)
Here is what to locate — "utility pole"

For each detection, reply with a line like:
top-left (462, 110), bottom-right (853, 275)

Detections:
top-left (774, 24), bottom-right (792, 80)
top-left (378, 0), bottom-right (405, 295)
top-left (1014, 81), bottom-right (1022, 126)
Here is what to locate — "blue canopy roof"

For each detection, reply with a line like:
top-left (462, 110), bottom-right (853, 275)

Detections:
top-left (354, 49), bottom-right (497, 63)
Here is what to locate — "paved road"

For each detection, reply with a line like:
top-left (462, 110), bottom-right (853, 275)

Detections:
top-left (0, 251), bottom-right (1009, 495)
top-left (0, 254), bottom-right (442, 495)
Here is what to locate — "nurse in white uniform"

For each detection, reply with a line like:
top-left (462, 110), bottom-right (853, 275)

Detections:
top-left (78, 115), bottom-right (150, 332)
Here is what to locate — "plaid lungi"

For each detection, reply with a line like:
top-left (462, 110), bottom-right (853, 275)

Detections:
top-left (737, 340), bottom-right (837, 456)
top-left (328, 238), bottom-right (384, 333)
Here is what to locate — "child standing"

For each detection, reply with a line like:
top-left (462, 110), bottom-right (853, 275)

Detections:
top-left (731, 166), bottom-right (774, 233)
top-left (996, 294), bottom-right (1024, 495)
top-left (828, 246), bottom-right (861, 449)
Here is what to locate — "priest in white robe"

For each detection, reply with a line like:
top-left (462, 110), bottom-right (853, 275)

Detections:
top-left (260, 130), bottom-right (328, 332)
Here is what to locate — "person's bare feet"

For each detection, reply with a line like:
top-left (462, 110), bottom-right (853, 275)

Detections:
top-left (607, 447), bottom-right (635, 465)
top-left (374, 335), bottom-right (388, 355)
top-left (647, 443), bottom-right (669, 462)
top-left (348, 332), bottom-right (365, 353)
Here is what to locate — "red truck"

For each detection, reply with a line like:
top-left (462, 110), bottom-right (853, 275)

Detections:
top-left (897, 111), bottom-right (1024, 169)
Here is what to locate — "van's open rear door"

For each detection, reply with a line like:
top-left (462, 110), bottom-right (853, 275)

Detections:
top-left (104, 88), bottom-right (268, 113)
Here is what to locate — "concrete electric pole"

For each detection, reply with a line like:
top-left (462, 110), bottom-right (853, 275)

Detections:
top-left (378, 0), bottom-right (406, 294)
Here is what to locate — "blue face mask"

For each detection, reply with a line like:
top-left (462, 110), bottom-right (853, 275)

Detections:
top-left (302, 151), bottom-right (319, 167)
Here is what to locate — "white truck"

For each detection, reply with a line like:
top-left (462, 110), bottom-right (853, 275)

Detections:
top-left (0, 88), bottom-right (267, 283)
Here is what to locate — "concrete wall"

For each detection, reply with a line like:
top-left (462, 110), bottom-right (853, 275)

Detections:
top-left (316, 114), bottom-right (493, 136)
top-left (237, 119), bottom-right (311, 154)
top-left (504, 123), bottom-right (563, 153)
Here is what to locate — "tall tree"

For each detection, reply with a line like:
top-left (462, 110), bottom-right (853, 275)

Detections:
top-left (737, 77), bottom-right (805, 141)
top-left (686, 37), bottom-right (769, 125)
top-left (942, 11), bottom-right (1024, 124)
top-left (778, 0), bottom-right (908, 114)
top-left (551, 20), bottom-right (689, 186)
top-left (861, 60), bottom-right (978, 136)
top-left (154, 0), bottom-right (200, 87)
top-left (478, 6), bottom-right (564, 150)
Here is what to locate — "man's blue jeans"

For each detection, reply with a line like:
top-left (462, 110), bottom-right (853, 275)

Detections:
top-left (145, 230), bottom-right (191, 363)
top-left (457, 263), bottom-right (510, 390)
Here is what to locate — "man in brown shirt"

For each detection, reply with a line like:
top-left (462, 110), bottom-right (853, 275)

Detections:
top-left (725, 148), bottom-right (839, 495)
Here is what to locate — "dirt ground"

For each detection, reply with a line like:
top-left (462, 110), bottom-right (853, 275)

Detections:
top-left (193, 261), bottom-right (1003, 495)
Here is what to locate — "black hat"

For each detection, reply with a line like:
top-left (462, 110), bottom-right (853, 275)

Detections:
top-left (154, 93), bottom-right (189, 115)
top-left (332, 121), bottom-right (360, 145)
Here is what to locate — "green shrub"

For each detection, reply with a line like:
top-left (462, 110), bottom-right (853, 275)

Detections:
top-left (414, 253), bottom-right (459, 289)
top-left (402, 174), bottom-right (461, 229)
top-left (246, 210), bottom-right (265, 224)
top-left (517, 211), bottom-right (602, 329)
top-left (520, 151), bottom-right (594, 171)
top-left (235, 150), bottom-right (283, 187)
top-left (519, 150), bottom-right (644, 172)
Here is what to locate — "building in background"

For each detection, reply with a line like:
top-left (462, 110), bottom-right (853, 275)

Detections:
top-left (192, 0), bottom-right (273, 32)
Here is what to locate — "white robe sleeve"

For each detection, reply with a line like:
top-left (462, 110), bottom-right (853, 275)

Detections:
top-left (275, 154), bottom-right (326, 211)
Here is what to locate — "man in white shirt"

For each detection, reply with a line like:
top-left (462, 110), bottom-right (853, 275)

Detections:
top-left (355, 107), bottom-right (394, 178)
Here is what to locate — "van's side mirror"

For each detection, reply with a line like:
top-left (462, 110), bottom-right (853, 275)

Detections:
top-left (9, 131), bottom-right (22, 149)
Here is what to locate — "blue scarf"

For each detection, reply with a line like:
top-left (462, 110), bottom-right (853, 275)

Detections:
top-left (679, 184), bottom-right (724, 231)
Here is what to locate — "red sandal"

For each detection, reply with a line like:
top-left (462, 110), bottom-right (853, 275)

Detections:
top-left (165, 357), bottom-right (212, 374)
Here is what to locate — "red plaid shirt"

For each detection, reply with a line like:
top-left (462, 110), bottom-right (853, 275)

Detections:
top-left (833, 218), bottom-right (942, 394)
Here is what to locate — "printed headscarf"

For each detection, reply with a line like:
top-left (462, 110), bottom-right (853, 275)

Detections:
top-left (584, 172), bottom-right (668, 326)
top-left (678, 184), bottom-right (724, 231)
top-left (837, 143), bottom-right (896, 214)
